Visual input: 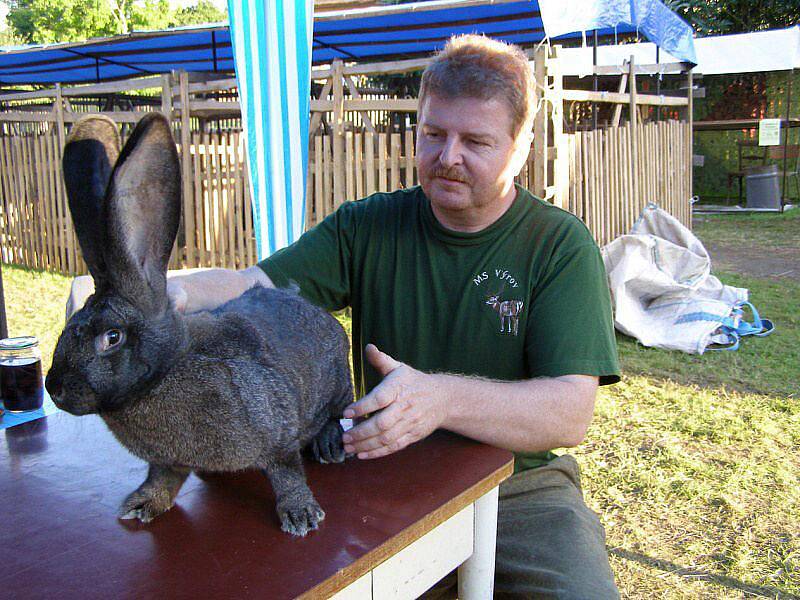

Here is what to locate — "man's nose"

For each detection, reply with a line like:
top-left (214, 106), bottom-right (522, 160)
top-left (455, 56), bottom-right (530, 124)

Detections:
top-left (439, 138), bottom-right (463, 167)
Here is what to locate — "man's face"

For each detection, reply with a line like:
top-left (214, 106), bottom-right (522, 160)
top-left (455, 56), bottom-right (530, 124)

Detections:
top-left (416, 94), bottom-right (528, 230)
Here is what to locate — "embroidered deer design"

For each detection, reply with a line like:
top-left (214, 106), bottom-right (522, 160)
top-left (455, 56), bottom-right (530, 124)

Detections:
top-left (485, 284), bottom-right (524, 336)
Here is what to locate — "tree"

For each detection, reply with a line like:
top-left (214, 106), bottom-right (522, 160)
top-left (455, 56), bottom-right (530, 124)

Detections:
top-left (664, 0), bottom-right (800, 36)
top-left (5, 0), bottom-right (227, 44)
top-left (171, 0), bottom-right (226, 27)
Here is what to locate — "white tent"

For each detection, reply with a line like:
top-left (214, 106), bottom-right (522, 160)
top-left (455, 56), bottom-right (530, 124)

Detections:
top-left (557, 25), bottom-right (800, 77)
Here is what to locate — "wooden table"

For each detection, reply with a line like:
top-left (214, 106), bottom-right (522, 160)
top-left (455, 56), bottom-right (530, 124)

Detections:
top-left (0, 409), bottom-right (513, 599)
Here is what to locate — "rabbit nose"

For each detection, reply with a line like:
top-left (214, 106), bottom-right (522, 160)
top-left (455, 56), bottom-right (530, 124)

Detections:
top-left (45, 374), bottom-right (62, 400)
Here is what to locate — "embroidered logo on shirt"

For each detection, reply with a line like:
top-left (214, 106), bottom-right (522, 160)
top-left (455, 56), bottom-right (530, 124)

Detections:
top-left (473, 270), bottom-right (525, 336)
top-left (485, 291), bottom-right (524, 335)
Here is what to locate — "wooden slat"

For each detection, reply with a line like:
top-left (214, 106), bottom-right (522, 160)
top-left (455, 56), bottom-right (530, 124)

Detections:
top-left (378, 134), bottom-right (387, 192)
top-left (561, 89), bottom-right (688, 107)
top-left (323, 135), bottom-right (333, 216)
top-left (390, 133), bottom-right (401, 190)
top-left (0, 137), bottom-right (14, 263)
top-left (211, 133), bottom-right (223, 267)
top-left (179, 72), bottom-right (196, 267)
top-left (224, 133), bottom-right (237, 268)
top-left (243, 154), bottom-right (256, 266)
top-left (332, 60), bottom-right (345, 208)
top-left (45, 131), bottom-right (64, 272)
top-left (233, 132), bottom-right (247, 265)
top-left (365, 132), bottom-right (375, 195)
top-left (190, 133), bottom-right (203, 268)
top-left (404, 129), bottom-right (414, 188)
top-left (354, 133), bottom-right (364, 200)
top-left (314, 136), bottom-right (324, 227)
top-left (532, 47), bottom-right (547, 198)
top-left (345, 131), bottom-right (354, 202)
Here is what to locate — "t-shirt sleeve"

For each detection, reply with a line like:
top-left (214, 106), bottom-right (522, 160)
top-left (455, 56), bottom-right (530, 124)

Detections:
top-left (257, 203), bottom-right (357, 312)
top-left (525, 240), bottom-right (620, 385)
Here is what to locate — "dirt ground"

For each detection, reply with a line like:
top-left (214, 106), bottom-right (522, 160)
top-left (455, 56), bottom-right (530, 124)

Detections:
top-left (693, 214), bottom-right (800, 283)
top-left (702, 240), bottom-right (800, 282)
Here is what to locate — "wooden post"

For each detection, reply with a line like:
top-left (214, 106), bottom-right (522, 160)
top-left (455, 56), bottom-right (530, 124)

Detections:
top-left (54, 84), bottom-right (66, 151)
top-left (161, 73), bottom-right (173, 119)
top-left (179, 70), bottom-right (196, 267)
top-left (611, 60), bottom-right (629, 128)
top-left (332, 59), bottom-right (346, 207)
top-left (532, 47), bottom-right (547, 198)
top-left (628, 56), bottom-right (639, 216)
top-left (550, 46), bottom-right (568, 209)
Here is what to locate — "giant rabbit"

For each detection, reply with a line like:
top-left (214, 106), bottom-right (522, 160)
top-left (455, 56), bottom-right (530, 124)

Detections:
top-left (45, 113), bottom-right (353, 536)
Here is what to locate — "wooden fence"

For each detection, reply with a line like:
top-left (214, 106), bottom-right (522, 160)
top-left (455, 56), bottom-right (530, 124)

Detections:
top-left (0, 121), bottom-right (692, 275)
top-left (567, 120), bottom-right (691, 247)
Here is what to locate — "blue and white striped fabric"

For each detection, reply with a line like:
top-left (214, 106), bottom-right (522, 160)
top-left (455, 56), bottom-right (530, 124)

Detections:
top-left (227, 0), bottom-right (313, 258)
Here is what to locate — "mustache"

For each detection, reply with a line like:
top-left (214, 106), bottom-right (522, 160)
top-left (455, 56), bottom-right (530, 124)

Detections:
top-left (432, 165), bottom-right (471, 185)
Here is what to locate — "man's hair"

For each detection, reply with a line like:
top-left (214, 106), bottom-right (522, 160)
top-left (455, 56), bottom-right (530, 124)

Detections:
top-left (419, 35), bottom-right (535, 140)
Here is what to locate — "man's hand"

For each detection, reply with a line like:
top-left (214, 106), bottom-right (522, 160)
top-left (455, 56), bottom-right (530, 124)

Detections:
top-left (342, 344), bottom-right (449, 459)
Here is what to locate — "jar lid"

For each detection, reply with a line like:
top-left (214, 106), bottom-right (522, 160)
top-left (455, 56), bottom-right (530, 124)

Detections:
top-left (0, 336), bottom-right (39, 350)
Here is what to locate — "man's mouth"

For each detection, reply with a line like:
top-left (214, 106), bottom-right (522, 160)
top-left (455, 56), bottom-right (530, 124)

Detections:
top-left (433, 167), bottom-right (470, 185)
top-left (435, 175), bottom-right (469, 185)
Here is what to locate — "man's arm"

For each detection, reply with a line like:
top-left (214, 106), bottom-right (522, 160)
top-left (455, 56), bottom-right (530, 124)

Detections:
top-left (166, 265), bottom-right (273, 313)
top-left (342, 344), bottom-right (598, 459)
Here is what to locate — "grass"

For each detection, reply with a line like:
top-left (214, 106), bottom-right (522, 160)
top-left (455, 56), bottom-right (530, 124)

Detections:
top-left (1, 210), bottom-right (798, 597)
top-left (693, 206), bottom-right (800, 250)
top-left (1, 264), bottom-right (73, 372)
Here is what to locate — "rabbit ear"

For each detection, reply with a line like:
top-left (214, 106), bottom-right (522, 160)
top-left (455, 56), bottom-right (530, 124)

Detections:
top-left (104, 113), bottom-right (181, 314)
top-left (62, 115), bottom-right (121, 290)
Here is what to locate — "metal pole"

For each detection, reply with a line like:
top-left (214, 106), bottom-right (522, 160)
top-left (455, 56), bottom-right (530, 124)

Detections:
top-left (781, 68), bottom-right (793, 208)
top-left (592, 29), bottom-right (598, 130)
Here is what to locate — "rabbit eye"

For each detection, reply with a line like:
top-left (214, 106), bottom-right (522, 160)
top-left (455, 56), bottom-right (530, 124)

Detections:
top-left (96, 329), bottom-right (125, 353)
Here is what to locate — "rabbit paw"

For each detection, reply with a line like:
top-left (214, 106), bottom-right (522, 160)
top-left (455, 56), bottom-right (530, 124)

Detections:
top-left (277, 496), bottom-right (325, 537)
top-left (118, 486), bottom-right (175, 523)
top-left (311, 420), bottom-right (346, 464)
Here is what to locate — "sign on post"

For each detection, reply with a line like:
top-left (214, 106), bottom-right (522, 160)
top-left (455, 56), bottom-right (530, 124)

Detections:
top-left (758, 118), bottom-right (781, 146)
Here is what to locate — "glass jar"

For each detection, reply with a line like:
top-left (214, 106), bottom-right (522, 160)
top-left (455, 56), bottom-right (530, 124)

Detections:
top-left (0, 336), bottom-right (44, 413)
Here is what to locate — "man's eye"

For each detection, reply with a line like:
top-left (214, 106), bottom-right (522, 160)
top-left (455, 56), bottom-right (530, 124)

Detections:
top-left (96, 329), bottom-right (125, 353)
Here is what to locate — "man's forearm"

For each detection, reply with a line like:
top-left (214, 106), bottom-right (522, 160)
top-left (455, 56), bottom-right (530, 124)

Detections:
top-left (167, 265), bottom-right (273, 313)
top-left (437, 373), bottom-right (598, 453)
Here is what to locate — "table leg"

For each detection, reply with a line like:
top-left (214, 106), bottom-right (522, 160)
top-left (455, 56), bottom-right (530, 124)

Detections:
top-left (457, 486), bottom-right (499, 600)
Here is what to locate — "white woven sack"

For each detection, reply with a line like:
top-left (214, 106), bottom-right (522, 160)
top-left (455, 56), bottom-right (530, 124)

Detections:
top-left (602, 204), bottom-right (747, 354)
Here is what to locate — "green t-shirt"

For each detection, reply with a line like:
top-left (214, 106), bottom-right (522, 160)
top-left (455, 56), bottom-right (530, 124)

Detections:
top-left (259, 184), bottom-right (620, 471)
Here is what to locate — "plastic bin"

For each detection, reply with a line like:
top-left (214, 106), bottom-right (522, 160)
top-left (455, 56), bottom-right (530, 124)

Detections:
top-left (745, 164), bottom-right (781, 209)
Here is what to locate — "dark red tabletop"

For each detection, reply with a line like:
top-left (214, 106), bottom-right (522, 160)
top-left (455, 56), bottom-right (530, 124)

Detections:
top-left (0, 411), bottom-right (513, 600)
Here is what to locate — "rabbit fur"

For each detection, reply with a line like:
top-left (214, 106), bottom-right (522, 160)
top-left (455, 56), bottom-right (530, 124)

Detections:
top-left (45, 113), bottom-right (354, 536)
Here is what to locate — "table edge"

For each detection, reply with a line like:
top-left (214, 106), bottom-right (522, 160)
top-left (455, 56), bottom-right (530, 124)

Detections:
top-left (297, 454), bottom-right (514, 600)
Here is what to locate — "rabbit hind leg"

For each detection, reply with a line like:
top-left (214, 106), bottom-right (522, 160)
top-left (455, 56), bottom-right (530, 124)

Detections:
top-left (262, 452), bottom-right (324, 536)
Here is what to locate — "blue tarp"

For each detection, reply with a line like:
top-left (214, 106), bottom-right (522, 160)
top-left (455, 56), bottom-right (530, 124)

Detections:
top-left (0, 0), bottom-right (695, 86)
top-left (539, 0), bottom-right (696, 64)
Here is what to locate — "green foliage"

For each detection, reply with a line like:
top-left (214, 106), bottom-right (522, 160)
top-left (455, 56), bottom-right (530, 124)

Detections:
top-left (5, 0), bottom-right (228, 44)
top-left (172, 0), bottom-right (226, 27)
top-left (665, 0), bottom-right (800, 36)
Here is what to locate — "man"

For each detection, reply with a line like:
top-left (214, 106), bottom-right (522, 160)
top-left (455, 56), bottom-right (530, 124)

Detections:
top-left (172, 35), bottom-right (620, 598)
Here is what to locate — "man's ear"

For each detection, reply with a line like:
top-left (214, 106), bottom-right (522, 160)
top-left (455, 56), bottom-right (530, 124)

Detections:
top-left (508, 130), bottom-right (534, 177)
